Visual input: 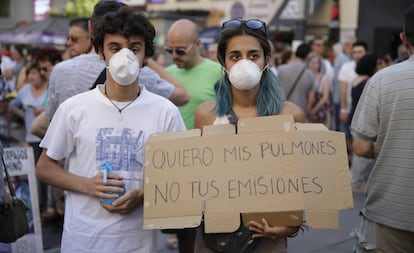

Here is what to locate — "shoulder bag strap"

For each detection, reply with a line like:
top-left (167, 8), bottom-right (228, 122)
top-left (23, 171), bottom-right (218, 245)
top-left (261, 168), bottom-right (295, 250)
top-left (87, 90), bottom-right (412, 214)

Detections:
top-left (227, 109), bottom-right (239, 133)
top-left (1, 148), bottom-right (17, 201)
top-left (286, 65), bottom-right (307, 100)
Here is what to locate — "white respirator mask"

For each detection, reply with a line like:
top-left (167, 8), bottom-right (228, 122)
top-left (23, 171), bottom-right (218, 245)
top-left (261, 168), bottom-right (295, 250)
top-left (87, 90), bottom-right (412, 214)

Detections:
top-left (226, 59), bottom-right (267, 90)
top-left (107, 48), bottom-right (140, 86)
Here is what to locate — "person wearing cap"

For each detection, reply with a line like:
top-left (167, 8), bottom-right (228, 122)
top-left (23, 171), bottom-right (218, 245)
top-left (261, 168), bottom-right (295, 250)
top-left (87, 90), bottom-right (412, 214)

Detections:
top-left (35, 6), bottom-right (185, 253)
top-left (351, 4), bottom-right (414, 252)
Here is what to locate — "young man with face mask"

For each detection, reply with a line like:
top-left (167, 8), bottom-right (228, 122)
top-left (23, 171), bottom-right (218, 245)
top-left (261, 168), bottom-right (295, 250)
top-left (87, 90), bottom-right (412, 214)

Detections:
top-left (35, 7), bottom-right (185, 253)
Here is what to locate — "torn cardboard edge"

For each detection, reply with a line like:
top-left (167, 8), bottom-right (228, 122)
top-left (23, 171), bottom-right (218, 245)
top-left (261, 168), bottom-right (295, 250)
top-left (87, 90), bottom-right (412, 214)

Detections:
top-left (143, 115), bottom-right (353, 233)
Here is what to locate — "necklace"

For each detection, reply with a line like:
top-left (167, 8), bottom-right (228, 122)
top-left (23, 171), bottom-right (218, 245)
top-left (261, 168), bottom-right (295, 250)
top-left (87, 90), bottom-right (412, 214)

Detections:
top-left (104, 84), bottom-right (140, 120)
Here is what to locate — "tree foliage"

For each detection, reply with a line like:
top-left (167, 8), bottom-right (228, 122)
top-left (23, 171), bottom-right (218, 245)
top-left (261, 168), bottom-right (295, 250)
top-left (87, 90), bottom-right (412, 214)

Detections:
top-left (51, 0), bottom-right (100, 18)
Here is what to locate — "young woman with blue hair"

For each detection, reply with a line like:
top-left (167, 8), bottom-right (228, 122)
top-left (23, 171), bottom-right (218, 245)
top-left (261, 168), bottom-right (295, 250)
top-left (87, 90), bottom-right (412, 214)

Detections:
top-left (194, 19), bottom-right (304, 253)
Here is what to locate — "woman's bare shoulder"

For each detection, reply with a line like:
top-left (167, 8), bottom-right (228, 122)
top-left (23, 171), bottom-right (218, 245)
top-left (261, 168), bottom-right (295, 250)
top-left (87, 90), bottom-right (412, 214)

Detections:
top-left (279, 101), bottom-right (305, 123)
top-left (194, 99), bottom-right (217, 129)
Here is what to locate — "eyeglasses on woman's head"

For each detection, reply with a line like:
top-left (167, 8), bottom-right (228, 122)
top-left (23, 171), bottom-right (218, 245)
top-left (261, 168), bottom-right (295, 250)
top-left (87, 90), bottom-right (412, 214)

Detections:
top-left (222, 19), bottom-right (267, 34)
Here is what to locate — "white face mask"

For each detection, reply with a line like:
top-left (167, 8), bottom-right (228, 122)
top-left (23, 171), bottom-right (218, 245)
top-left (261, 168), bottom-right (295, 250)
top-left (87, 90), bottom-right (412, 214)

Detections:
top-left (107, 48), bottom-right (140, 86)
top-left (226, 59), bottom-right (266, 90)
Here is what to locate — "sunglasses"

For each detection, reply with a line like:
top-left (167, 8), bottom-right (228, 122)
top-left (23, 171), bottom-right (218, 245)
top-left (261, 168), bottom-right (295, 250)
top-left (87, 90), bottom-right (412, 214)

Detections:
top-left (164, 43), bottom-right (193, 56)
top-left (67, 35), bottom-right (80, 43)
top-left (67, 35), bottom-right (89, 43)
top-left (222, 19), bottom-right (267, 34)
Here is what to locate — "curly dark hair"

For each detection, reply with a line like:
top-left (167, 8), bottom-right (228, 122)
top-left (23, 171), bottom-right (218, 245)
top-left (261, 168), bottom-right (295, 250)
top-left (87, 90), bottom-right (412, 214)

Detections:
top-left (92, 6), bottom-right (155, 57)
top-left (35, 47), bottom-right (62, 65)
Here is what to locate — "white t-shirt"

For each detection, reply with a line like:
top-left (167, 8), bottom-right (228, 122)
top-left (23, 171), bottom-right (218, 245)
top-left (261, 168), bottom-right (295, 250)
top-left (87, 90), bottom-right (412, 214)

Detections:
top-left (338, 61), bottom-right (357, 111)
top-left (40, 85), bottom-right (186, 253)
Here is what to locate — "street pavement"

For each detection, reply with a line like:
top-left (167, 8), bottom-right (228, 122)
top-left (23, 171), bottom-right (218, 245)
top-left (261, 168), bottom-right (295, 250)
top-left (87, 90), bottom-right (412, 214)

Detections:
top-left (43, 191), bottom-right (365, 253)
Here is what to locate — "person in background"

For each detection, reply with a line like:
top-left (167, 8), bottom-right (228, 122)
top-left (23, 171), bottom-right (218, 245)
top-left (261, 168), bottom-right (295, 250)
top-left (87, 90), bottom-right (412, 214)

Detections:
top-left (34, 47), bottom-right (64, 220)
top-left (277, 43), bottom-right (315, 121)
top-left (351, 4), bottom-right (414, 252)
top-left (9, 63), bottom-right (47, 162)
top-left (280, 50), bottom-right (292, 65)
top-left (348, 53), bottom-right (379, 136)
top-left (305, 55), bottom-right (331, 128)
top-left (338, 40), bottom-right (368, 155)
top-left (347, 53), bottom-right (378, 194)
top-left (165, 18), bottom-right (222, 252)
top-left (66, 17), bottom-right (93, 58)
top-left (15, 48), bottom-right (39, 93)
top-left (207, 43), bottom-right (218, 62)
top-left (0, 50), bottom-right (15, 97)
top-left (10, 45), bottom-right (26, 91)
top-left (377, 53), bottom-right (393, 69)
top-left (36, 6), bottom-right (185, 252)
top-left (332, 36), bottom-right (355, 131)
top-left (36, 48), bottom-right (63, 85)
top-left (30, 16), bottom-right (102, 139)
top-left (166, 19), bottom-right (222, 130)
top-left (309, 36), bottom-right (334, 83)
top-left (194, 18), bottom-right (303, 253)
top-left (153, 49), bottom-right (168, 67)
top-left (394, 43), bottom-right (410, 63)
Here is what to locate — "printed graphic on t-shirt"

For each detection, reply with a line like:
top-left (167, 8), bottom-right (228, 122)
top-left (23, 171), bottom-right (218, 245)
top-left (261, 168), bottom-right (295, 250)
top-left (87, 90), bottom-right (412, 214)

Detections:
top-left (96, 128), bottom-right (145, 172)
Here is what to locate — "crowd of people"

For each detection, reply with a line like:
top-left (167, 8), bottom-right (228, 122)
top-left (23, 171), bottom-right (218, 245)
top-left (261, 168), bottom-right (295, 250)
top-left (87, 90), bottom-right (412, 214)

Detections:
top-left (0, 0), bottom-right (413, 252)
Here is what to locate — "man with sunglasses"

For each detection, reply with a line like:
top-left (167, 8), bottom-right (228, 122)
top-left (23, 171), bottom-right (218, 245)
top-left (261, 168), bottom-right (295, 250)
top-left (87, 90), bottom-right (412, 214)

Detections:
top-left (164, 18), bottom-right (222, 252)
top-left (66, 17), bottom-right (93, 58)
top-left (166, 19), bottom-right (222, 131)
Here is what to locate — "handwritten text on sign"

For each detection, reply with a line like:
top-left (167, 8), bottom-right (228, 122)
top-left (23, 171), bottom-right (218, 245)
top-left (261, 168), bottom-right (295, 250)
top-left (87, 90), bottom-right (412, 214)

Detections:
top-left (147, 137), bottom-right (337, 206)
top-left (3, 148), bottom-right (31, 172)
top-left (151, 140), bottom-right (336, 169)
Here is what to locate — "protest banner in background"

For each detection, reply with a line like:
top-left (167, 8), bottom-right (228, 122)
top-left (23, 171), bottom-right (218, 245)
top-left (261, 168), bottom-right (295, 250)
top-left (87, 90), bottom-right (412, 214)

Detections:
top-left (1, 147), bottom-right (43, 253)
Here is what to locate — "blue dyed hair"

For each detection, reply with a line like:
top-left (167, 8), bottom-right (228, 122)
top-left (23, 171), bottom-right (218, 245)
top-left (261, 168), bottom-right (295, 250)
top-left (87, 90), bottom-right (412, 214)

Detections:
top-left (215, 22), bottom-right (286, 117)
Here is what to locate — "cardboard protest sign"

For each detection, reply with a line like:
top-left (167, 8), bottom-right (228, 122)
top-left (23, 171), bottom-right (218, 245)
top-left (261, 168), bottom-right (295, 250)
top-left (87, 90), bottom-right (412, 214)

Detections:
top-left (143, 115), bottom-right (353, 233)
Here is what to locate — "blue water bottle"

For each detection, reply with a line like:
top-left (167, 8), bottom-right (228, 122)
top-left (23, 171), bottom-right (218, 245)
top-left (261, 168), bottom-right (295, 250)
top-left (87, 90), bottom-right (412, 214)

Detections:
top-left (101, 160), bottom-right (125, 205)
